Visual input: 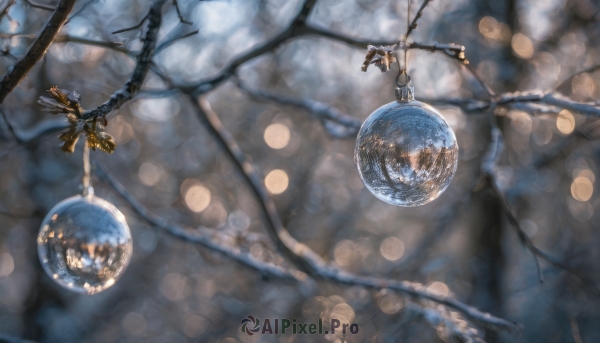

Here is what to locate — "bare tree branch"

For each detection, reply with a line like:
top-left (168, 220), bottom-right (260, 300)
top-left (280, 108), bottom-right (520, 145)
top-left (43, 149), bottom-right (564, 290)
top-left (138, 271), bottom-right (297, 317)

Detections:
top-left (236, 78), bottom-right (361, 137)
top-left (492, 178), bottom-right (600, 295)
top-left (186, 0), bottom-right (318, 95)
top-left (54, 34), bottom-right (125, 50)
top-left (423, 91), bottom-right (600, 117)
top-left (0, 33), bottom-right (127, 54)
top-left (542, 93), bottom-right (600, 116)
top-left (298, 24), bottom-right (397, 48)
top-left (93, 162), bottom-right (302, 282)
top-left (2, 117), bottom-right (68, 144)
top-left (0, 0), bottom-right (77, 103)
top-left (81, 74), bottom-right (522, 331)
top-left (483, 123), bottom-right (600, 295)
top-left (82, 0), bottom-right (167, 120)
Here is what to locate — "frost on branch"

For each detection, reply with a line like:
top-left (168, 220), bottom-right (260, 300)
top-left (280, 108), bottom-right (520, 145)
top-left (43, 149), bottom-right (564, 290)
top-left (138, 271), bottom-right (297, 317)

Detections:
top-left (361, 44), bottom-right (398, 72)
top-left (38, 87), bottom-right (116, 153)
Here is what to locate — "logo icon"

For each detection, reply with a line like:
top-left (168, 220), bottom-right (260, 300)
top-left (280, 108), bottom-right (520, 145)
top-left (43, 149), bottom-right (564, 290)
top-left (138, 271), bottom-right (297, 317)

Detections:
top-left (241, 316), bottom-right (260, 336)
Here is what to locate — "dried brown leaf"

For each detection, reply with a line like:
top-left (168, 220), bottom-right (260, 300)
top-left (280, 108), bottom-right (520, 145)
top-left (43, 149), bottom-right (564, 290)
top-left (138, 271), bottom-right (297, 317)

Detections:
top-left (47, 86), bottom-right (70, 106)
top-left (361, 45), bottom-right (378, 72)
top-left (43, 86), bottom-right (84, 116)
top-left (38, 96), bottom-right (74, 115)
top-left (86, 130), bottom-right (116, 154)
top-left (58, 128), bottom-right (82, 153)
top-left (361, 44), bottom-right (398, 72)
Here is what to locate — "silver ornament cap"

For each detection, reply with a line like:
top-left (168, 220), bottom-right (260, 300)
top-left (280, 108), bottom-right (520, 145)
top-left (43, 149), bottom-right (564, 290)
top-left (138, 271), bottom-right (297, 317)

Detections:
top-left (395, 71), bottom-right (414, 102)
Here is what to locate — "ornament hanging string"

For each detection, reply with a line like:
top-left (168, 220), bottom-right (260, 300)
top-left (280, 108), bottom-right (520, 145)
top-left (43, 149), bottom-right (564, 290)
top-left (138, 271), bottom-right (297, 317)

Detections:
top-left (397, 0), bottom-right (411, 87)
top-left (82, 140), bottom-right (93, 197)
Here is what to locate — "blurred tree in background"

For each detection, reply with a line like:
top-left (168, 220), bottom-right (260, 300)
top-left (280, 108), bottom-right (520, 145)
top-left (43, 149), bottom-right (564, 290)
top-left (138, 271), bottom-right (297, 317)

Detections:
top-left (0, 0), bottom-right (599, 342)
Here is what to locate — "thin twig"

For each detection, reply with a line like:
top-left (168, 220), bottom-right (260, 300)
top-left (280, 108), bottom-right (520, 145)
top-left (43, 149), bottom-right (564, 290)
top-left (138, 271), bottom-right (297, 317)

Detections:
top-left (187, 0), bottom-right (318, 94)
top-left (0, 33), bottom-right (127, 54)
top-left (0, 0), bottom-right (77, 103)
top-left (555, 64), bottom-right (600, 91)
top-left (236, 78), bottom-right (361, 137)
top-left (173, 0), bottom-right (192, 25)
top-left (482, 112), bottom-right (546, 283)
top-left (154, 29), bottom-right (199, 55)
top-left (483, 125), bottom-right (600, 294)
top-left (299, 24), bottom-right (397, 48)
top-left (54, 34), bottom-right (128, 53)
top-left (464, 64), bottom-right (494, 97)
top-left (83, 0), bottom-right (167, 119)
top-left (0, 0), bottom-right (16, 21)
top-left (111, 13), bottom-right (150, 34)
top-left (492, 179), bottom-right (600, 295)
top-left (67, 0), bottom-right (99, 22)
top-left (405, 0), bottom-right (432, 38)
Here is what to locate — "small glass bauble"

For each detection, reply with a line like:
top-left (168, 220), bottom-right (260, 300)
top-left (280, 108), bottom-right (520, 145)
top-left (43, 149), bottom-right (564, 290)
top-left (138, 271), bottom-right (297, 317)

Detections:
top-left (354, 99), bottom-right (459, 207)
top-left (37, 194), bottom-right (132, 294)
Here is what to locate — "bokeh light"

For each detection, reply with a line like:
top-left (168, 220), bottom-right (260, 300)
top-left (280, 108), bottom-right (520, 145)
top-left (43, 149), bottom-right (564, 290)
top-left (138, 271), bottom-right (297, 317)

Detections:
top-left (511, 33), bottom-right (534, 59)
top-left (510, 110), bottom-right (533, 135)
top-left (571, 176), bottom-right (593, 202)
top-left (122, 312), bottom-right (147, 336)
top-left (0, 253), bottom-right (14, 277)
top-left (264, 169), bottom-right (289, 194)
top-left (334, 240), bottom-right (357, 267)
top-left (161, 273), bottom-right (191, 301)
top-left (182, 314), bottom-right (207, 338)
top-left (478, 16), bottom-right (511, 42)
top-left (184, 184), bottom-right (211, 213)
top-left (556, 109), bottom-right (575, 134)
top-left (574, 169), bottom-right (595, 183)
top-left (264, 123), bottom-right (291, 149)
top-left (572, 73), bottom-right (595, 99)
top-left (138, 162), bottom-right (165, 186)
top-left (378, 293), bottom-right (403, 314)
top-left (379, 237), bottom-right (405, 261)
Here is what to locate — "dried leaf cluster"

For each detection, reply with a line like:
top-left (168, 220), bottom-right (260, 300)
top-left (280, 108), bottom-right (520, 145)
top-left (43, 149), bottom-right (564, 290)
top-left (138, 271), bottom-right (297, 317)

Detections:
top-left (361, 44), bottom-right (398, 72)
top-left (38, 87), bottom-right (116, 153)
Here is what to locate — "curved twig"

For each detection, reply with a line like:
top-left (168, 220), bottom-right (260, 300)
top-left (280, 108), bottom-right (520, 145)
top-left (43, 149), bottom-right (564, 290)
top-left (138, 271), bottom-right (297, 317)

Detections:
top-left (0, 0), bottom-right (77, 103)
top-left (405, 0), bottom-right (433, 38)
top-left (82, 0), bottom-right (167, 119)
top-left (236, 78), bottom-right (361, 137)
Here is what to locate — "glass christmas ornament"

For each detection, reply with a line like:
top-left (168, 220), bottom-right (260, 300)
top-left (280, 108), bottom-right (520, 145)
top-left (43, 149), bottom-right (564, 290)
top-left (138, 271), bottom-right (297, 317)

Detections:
top-left (37, 192), bottom-right (132, 294)
top-left (354, 79), bottom-right (459, 207)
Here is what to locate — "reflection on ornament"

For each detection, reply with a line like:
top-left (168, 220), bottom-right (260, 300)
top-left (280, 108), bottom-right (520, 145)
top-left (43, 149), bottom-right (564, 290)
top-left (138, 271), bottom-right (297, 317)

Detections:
top-left (354, 84), bottom-right (458, 207)
top-left (37, 194), bottom-right (132, 294)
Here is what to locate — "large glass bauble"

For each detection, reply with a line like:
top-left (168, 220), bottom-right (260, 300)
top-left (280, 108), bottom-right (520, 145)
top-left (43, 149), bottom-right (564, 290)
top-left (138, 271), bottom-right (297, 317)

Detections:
top-left (37, 194), bottom-right (132, 294)
top-left (354, 100), bottom-right (458, 207)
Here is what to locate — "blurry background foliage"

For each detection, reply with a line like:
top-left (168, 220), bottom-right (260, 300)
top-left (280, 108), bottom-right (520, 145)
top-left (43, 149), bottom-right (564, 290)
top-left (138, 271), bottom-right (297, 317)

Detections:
top-left (0, 0), bottom-right (599, 342)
